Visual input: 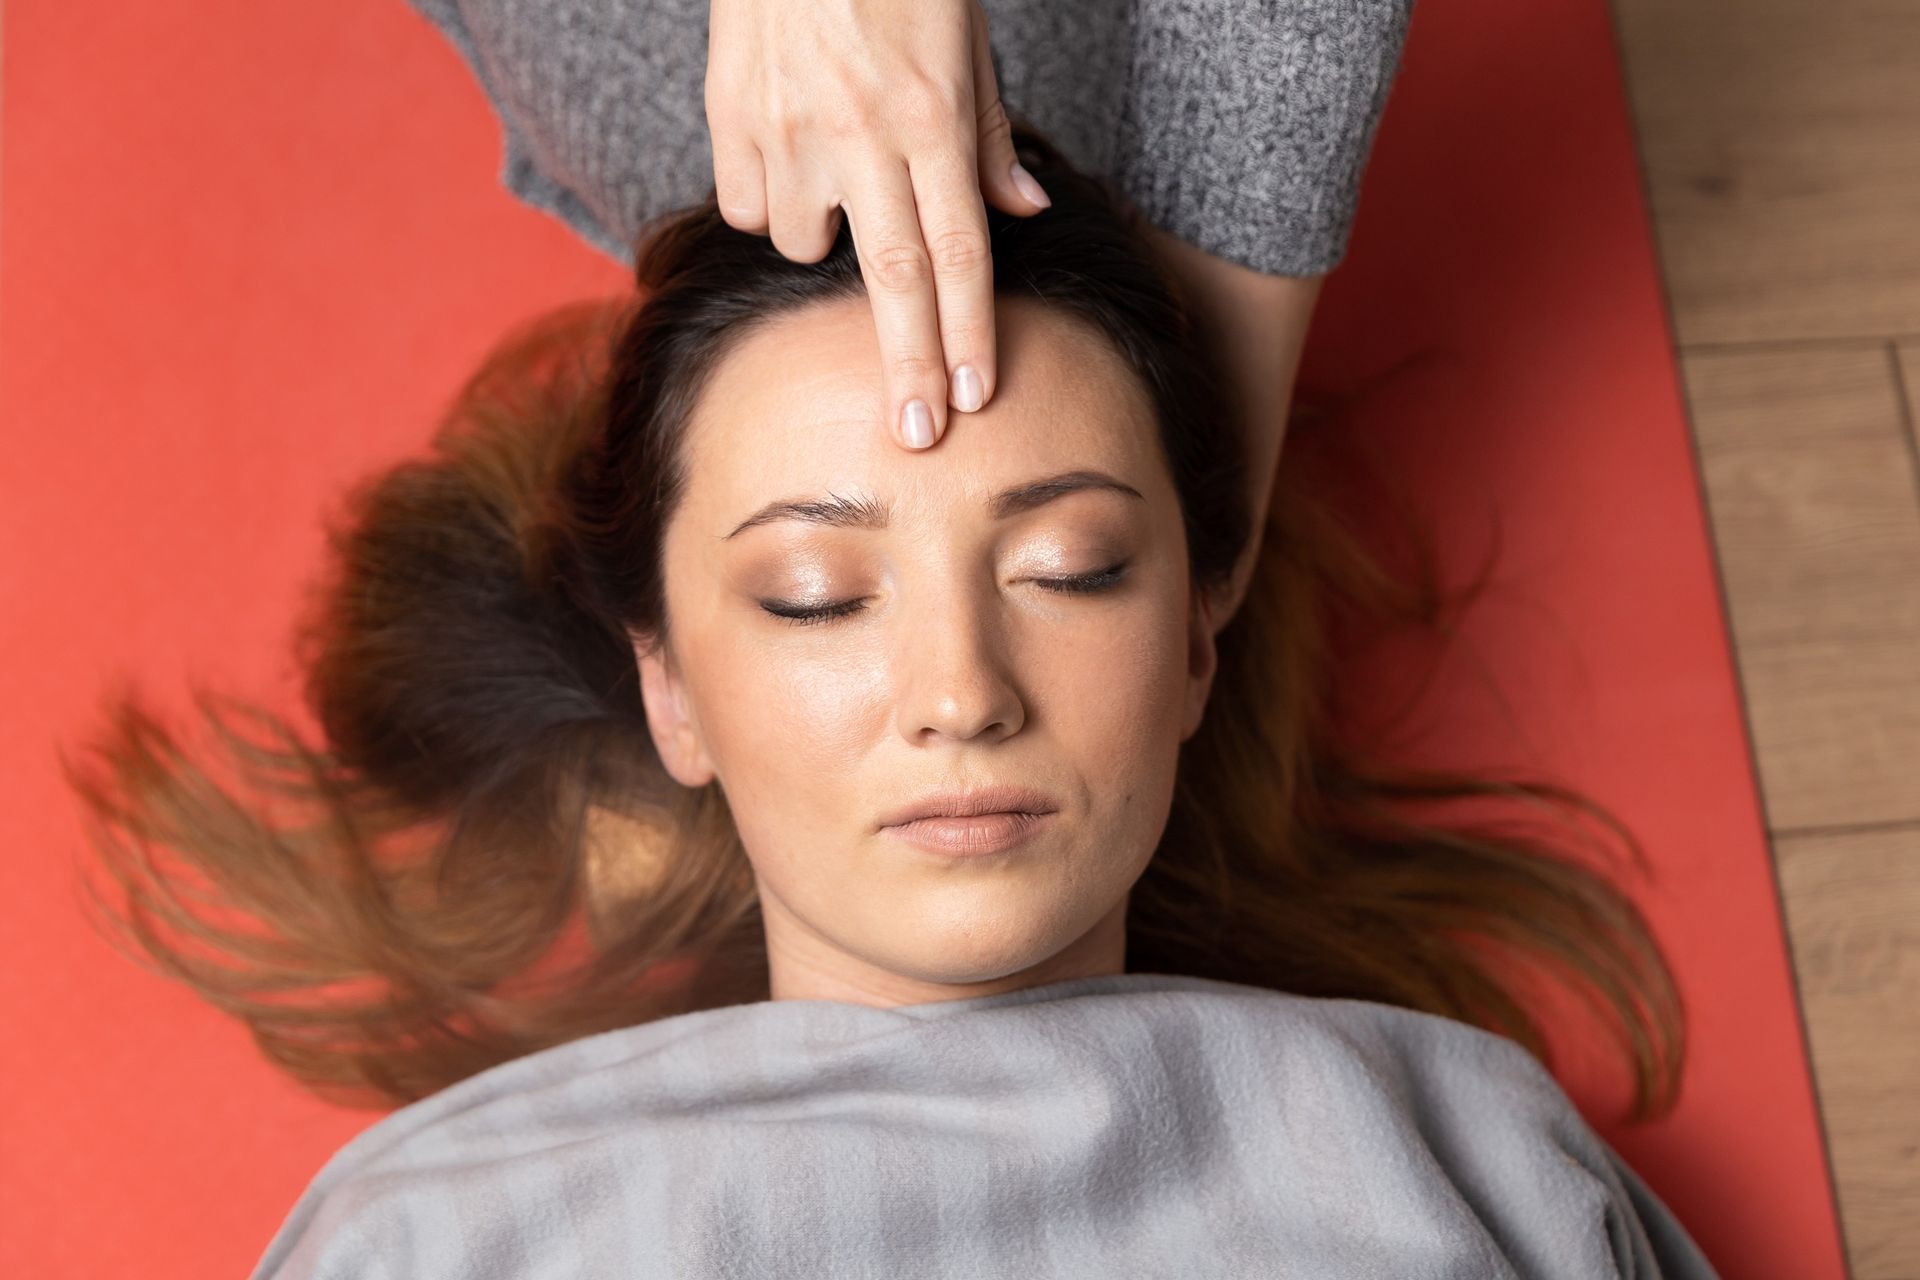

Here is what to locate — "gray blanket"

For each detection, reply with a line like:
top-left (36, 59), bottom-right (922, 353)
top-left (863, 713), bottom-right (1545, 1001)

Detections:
top-left (251, 972), bottom-right (1719, 1277)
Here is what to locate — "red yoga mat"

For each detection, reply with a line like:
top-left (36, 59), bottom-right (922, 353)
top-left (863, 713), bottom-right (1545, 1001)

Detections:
top-left (0, 2), bottom-right (1846, 1277)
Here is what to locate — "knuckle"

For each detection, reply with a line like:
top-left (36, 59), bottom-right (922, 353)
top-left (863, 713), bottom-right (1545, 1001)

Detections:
top-left (977, 96), bottom-right (1012, 142)
top-left (771, 227), bottom-right (829, 264)
top-left (711, 164), bottom-right (756, 199)
top-left (704, 90), bottom-right (751, 135)
top-left (939, 320), bottom-right (989, 363)
top-left (763, 106), bottom-right (806, 153)
top-left (927, 227), bottom-right (990, 277)
top-left (868, 242), bottom-right (932, 294)
top-left (714, 189), bottom-right (765, 229)
top-left (820, 94), bottom-right (876, 140)
top-left (889, 351), bottom-right (943, 384)
top-left (894, 76), bottom-right (963, 130)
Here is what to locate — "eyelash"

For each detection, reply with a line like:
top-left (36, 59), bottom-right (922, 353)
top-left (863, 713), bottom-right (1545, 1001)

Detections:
top-left (760, 562), bottom-right (1131, 627)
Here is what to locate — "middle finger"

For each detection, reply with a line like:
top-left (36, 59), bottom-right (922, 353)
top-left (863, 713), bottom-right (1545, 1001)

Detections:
top-left (908, 145), bottom-right (995, 418)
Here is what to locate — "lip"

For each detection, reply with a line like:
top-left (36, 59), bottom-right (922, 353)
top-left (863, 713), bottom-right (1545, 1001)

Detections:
top-left (876, 784), bottom-right (1060, 831)
top-left (882, 810), bottom-right (1057, 858)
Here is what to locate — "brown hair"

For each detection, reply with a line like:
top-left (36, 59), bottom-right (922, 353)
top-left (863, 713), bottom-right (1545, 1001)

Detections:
top-left (62, 127), bottom-right (1684, 1122)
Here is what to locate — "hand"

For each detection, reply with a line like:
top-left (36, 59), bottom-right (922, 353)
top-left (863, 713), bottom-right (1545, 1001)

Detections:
top-left (704, 0), bottom-right (1053, 450)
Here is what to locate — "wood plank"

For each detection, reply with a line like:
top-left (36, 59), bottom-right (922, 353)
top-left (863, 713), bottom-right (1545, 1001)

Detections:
top-left (1775, 824), bottom-right (1920, 1279)
top-left (1680, 344), bottom-right (1920, 830)
top-left (1611, 0), bottom-right (1920, 344)
top-left (1898, 344), bottom-right (1920, 450)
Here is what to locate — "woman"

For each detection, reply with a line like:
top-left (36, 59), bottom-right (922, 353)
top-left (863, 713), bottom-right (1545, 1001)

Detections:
top-left (68, 119), bottom-right (1718, 1274)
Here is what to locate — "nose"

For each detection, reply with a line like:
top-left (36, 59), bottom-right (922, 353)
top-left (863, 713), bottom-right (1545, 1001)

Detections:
top-left (893, 576), bottom-right (1027, 745)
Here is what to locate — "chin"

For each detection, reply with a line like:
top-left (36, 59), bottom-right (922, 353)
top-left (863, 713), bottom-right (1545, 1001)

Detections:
top-left (885, 952), bottom-right (1065, 989)
top-left (871, 896), bottom-right (1110, 984)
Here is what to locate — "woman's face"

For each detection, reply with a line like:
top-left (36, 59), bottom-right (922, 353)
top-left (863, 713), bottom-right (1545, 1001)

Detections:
top-left (635, 293), bottom-right (1219, 1008)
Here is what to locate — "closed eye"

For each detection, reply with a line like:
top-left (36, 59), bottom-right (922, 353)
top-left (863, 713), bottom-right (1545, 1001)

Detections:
top-left (759, 561), bottom-right (1131, 627)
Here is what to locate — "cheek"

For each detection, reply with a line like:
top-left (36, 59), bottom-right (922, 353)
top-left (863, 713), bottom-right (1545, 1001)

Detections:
top-left (684, 616), bottom-right (888, 811)
top-left (1030, 580), bottom-right (1191, 782)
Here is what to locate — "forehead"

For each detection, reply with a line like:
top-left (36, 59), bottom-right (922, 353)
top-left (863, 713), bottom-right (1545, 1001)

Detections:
top-left (678, 295), bottom-right (1163, 524)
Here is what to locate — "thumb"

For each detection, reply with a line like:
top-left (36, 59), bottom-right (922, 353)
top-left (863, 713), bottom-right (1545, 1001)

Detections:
top-left (970, 9), bottom-right (1048, 217)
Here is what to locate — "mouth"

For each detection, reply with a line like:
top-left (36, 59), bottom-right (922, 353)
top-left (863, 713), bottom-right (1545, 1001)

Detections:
top-left (876, 785), bottom-right (1060, 831)
top-left (880, 809), bottom-right (1056, 858)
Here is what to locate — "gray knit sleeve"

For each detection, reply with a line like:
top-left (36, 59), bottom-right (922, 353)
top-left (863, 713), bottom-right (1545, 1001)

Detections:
top-left (1109, 0), bottom-right (1416, 277)
top-left (401, 0), bottom-right (1413, 277)
top-left (403, 0), bottom-right (714, 265)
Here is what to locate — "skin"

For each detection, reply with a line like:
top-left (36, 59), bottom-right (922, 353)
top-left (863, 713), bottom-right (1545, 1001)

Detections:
top-left (635, 293), bottom-right (1223, 1009)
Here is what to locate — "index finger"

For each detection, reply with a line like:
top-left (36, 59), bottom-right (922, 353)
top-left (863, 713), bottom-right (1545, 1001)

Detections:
top-left (842, 162), bottom-right (950, 450)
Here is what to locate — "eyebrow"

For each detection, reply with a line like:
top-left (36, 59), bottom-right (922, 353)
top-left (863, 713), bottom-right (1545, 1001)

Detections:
top-left (720, 468), bottom-right (1146, 540)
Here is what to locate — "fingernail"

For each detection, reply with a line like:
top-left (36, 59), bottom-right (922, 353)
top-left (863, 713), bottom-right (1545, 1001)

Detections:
top-left (952, 364), bottom-right (984, 413)
top-left (901, 399), bottom-right (935, 448)
top-left (1009, 161), bottom-right (1051, 209)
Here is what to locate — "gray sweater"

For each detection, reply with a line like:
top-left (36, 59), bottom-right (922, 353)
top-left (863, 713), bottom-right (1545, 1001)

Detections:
top-left (251, 972), bottom-right (1718, 1277)
top-left (404, 0), bottom-right (1416, 276)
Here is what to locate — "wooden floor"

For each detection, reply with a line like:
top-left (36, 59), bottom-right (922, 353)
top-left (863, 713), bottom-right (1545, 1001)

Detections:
top-left (1611, 0), bottom-right (1920, 1274)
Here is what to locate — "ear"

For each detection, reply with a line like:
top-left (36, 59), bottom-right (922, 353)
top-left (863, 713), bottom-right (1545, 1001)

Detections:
top-left (634, 635), bottom-right (717, 787)
top-left (1179, 583), bottom-right (1223, 742)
